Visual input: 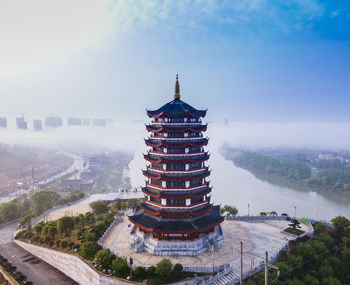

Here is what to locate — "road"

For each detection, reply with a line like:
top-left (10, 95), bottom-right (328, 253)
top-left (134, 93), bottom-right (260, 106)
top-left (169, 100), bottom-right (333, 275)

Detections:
top-left (0, 222), bottom-right (77, 285)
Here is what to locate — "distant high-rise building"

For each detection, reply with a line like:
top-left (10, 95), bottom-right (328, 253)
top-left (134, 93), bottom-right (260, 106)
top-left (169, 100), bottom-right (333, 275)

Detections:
top-left (68, 117), bottom-right (82, 126)
top-left (33, 119), bottom-right (42, 131)
top-left (16, 117), bottom-right (28, 130)
top-left (45, 117), bottom-right (63, 127)
top-left (92, 119), bottom-right (106, 127)
top-left (83, 118), bottom-right (91, 126)
top-left (0, 117), bottom-right (7, 128)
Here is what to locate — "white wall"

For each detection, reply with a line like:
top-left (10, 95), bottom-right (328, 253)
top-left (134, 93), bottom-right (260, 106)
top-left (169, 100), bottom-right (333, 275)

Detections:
top-left (14, 240), bottom-right (137, 285)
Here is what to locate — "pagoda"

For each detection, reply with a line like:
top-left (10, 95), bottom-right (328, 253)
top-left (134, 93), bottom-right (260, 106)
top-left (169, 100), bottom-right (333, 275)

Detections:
top-left (129, 75), bottom-right (224, 256)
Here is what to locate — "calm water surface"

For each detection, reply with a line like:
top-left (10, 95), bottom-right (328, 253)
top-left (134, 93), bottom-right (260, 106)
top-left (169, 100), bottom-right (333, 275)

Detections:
top-left (128, 136), bottom-right (350, 222)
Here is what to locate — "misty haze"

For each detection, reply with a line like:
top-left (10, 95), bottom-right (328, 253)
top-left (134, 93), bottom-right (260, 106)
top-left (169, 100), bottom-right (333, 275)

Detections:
top-left (1, 1), bottom-right (350, 285)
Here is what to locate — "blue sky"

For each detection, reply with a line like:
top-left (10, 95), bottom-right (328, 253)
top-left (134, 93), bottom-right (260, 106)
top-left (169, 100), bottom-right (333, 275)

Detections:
top-left (0, 0), bottom-right (349, 122)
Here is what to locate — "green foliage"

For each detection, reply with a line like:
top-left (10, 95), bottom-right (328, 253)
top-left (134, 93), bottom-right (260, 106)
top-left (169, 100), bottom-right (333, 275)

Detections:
top-left (173, 263), bottom-right (183, 273)
top-left (94, 249), bottom-right (113, 269)
top-left (112, 257), bottom-right (130, 278)
top-left (61, 240), bottom-right (69, 248)
top-left (250, 217), bottom-right (350, 284)
top-left (19, 212), bottom-right (33, 230)
top-left (33, 222), bottom-right (44, 235)
top-left (134, 266), bottom-right (146, 278)
top-left (92, 220), bottom-right (107, 236)
top-left (57, 216), bottom-right (74, 237)
top-left (90, 201), bottom-right (108, 216)
top-left (233, 151), bottom-right (311, 181)
top-left (148, 265), bottom-right (156, 276)
top-left (84, 232), bottom-right (97, 242)
top-left (0, 201), bottom-right (27, 224)
top-left (220, 205), bottom-right (238, 216)
top-left (80, 241), bottom-right (97, 260)
top-left (31, 190), bottom-right (61, 214)
top-left (156, 259), bottom-right (173, 277)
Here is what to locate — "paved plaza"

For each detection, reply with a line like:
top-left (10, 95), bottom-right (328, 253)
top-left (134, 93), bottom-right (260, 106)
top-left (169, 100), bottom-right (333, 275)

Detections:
top-left (103, 215), bottom-right (312, 272)
top-left (38, 193), bottom-right (107, 222)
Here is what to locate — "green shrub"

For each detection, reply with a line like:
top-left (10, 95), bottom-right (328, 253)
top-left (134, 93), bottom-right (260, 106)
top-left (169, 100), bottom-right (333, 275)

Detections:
top-left (148, 265), bottom-right (156, 276)
top-left (61, 240), bottom-right (69, 248)
top-left (173, 263), bottom-right (183, 273)
top-left (112, 257), bottom-right (129, 278)
top-left (55, 240), bottom-right (61, 247)
top-left (44, 236), bottom-right (51, 244)
top-left (80, 241), bottom-right (97, 260)
top-left (68, 241), bottom-right (75, 249)
top-left (134, 266), bottom-right (146, 278)
top-left (156, 259), bottom-right (173, 277)
top-left (94, 249), bottom-right (113, 269)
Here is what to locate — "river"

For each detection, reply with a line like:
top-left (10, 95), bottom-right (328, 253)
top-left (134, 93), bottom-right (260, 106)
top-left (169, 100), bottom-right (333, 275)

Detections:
top-left (128, 124), bottom-right (350, 222)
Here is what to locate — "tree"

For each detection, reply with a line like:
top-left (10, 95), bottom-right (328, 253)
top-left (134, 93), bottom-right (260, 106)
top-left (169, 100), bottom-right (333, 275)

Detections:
top-left (33, 222), bottom-right (44, 236)
top-left (90, 201), bottom-right (108, 216)
top-left (94, 249), bottom-right (112, 269)
top-left (173, 263), bottom-right (183, 273)
top-left (92, 221), bottom-right (107, 237)
top-left (19, 212), bottom-right (32, 232)
top-left (134, 266), bottom-right (146, 279)
top-left (156, 259), bottom-right (173, 277)
top-left (80, 241), bottom-right (97, 260)
top-left (57, 216), bottom-right (74, 237)
top-left (220, 205), bottom-right (238, 216)
top-left (112, 257), bottom-right (129, 278)
top-left (289, 219), bottom-right (302, 233)
top-left (147, 265), bottom-right (156, 276)
top-left (331, 216), bottom-right (350, 237)
top-left (31, 190), bottom-right (60, 214)
top-left (84, 232), bottom-right (97, 242)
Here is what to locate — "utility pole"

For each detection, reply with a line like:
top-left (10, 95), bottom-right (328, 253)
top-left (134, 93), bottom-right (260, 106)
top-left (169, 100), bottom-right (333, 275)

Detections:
top-left (240, 241), bottom-right (243, 285)
top-left (265, 251), bottom-right (268, 285)
top-left (294, 206), bottom-right (296, 219)
top-left (211, 246), bottom-right (215, 274)
top-left (248, 203), bottom-right (250, 217)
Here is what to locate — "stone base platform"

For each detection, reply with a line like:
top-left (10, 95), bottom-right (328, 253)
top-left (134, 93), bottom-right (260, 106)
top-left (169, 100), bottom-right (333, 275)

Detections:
top-left (102, 214), bottom-right (312, 271)
top-left (129, 225), bottom-right (224, 256)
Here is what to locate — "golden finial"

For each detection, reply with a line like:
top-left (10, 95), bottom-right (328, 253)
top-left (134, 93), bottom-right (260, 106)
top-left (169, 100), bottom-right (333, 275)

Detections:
top-left (174, 74), bottom-right (180, 99)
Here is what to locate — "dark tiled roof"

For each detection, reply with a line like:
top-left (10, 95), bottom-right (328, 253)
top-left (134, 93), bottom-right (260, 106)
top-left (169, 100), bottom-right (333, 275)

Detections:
top-left (147, 99), bottom-right (206, 118)
top-left (129, 206), bottom-right (224, 233)
top-left (144, 153), bottom-right (209, 164)
top-left (146, 124), bottom-right (207, 133)
top-left (143, 168), bottom-right (210, 181)
top-left (142, 186), bottom-right (212, 198)
top-left (141, 202), bottom-right (211, 217)
top-left (145, 138), bottom-right (208, 148)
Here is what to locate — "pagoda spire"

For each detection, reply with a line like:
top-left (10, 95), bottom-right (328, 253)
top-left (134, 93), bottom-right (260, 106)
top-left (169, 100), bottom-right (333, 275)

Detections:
top-left (174, 74), bottom-right (180, 99)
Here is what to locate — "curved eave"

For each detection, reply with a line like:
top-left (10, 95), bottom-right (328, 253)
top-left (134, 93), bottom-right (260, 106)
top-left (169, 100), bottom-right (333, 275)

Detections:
top-left (146, 124), bottom-right (207, 133)
top-left (142, 187), bottom-right (212, 199)
top-left (143, 169), bottom-right (210, 182)
top-left (144, 153), bottom-right (210, 164)
top-left (145, 139), bottom-right (208, 148)
top-left (147, 110), bottom-right (207, 119)
top-left (140, 203), bottom-right (213, 218)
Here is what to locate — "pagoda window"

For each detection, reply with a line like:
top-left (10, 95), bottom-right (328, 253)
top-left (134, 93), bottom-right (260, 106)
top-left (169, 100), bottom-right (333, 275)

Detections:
top-left (167, 199), bottom-right (186, 205)
top-left (191, 197), bottom-right (203, 204)
top-left (167, 181), bottom-right (185, 188)
top-left (190, 179), bottom-right (201, 186)
top-left (189, 162), bottom-right (202, 169)
top-left (151, 179), bottom-right (162, 186)
top-left (188, 117), bottom-right (199, 122)
top-left (168, 132), bottom-right (183, 137)
top-left (189, 147), bottom-right (201, 153)
top-left (188, 132), bottom-right (199, 137)
top-left (150, 196), bottom-right (161, 204)
top-left (169, 118), bottom-right (184, 122)
top-left (167, 148), bottom-right (185, 153)
top-left (153, 147), bottom-right (163, 152)
top-left (167, 164), bottom-right (185, 170)
top-left (152, 163), bottom-right (163, 169)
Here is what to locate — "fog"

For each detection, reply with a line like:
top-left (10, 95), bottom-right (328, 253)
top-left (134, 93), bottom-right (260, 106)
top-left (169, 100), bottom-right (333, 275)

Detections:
top-left (2, 121), bottom-right (350, 219)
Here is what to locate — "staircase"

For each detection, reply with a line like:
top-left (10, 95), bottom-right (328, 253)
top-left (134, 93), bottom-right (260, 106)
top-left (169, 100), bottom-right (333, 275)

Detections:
top-left (212, 270), bottom-right (240, 285)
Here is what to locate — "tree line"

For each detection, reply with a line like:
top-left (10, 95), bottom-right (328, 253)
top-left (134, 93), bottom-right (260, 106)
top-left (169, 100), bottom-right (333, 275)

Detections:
top-left (248, 216), bottom-right (350, 284)
top-left (232, 151), bottom-right (312, 180)
top-left (0, 190), bottom-right (84, 225)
